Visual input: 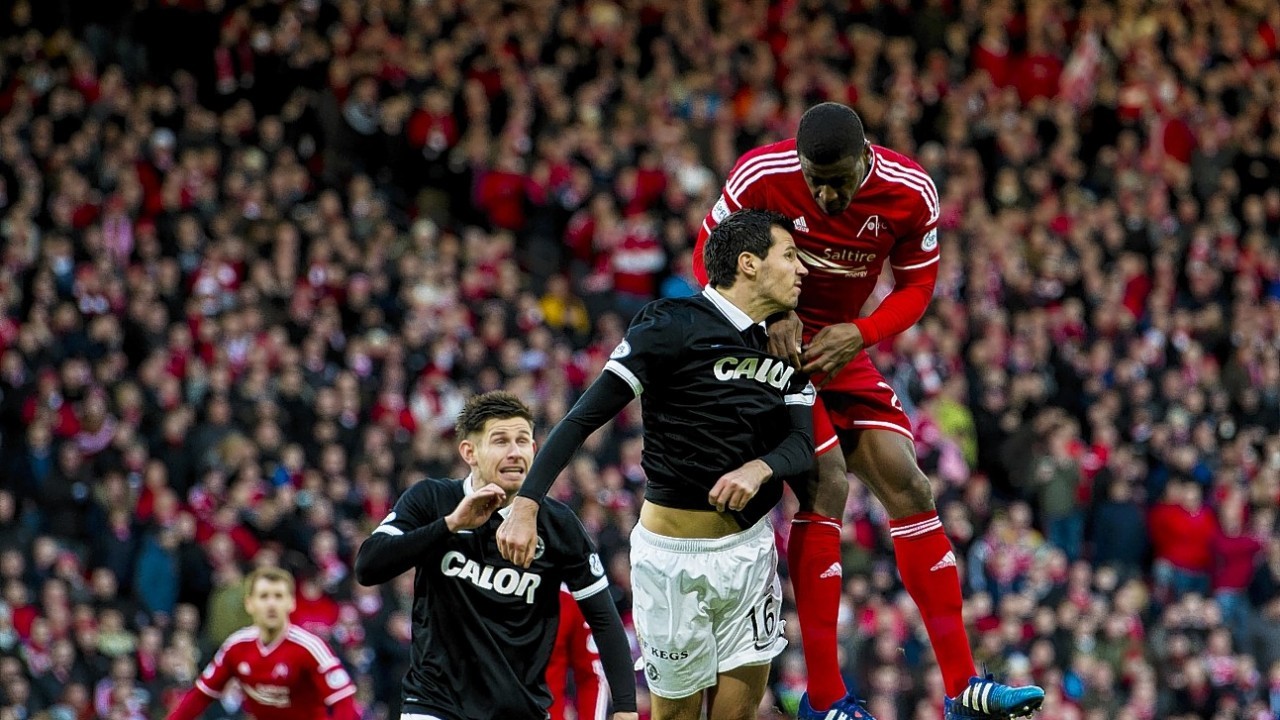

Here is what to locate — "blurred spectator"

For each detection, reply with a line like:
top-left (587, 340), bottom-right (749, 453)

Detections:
top-left (1149, 482), bottom-right (1218, 603)
top-left (0, 1), bottom-right (1270, 719)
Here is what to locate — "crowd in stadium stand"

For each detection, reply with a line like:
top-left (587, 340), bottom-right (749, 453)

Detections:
top-left (0, 0), bottom-right (1278, 719)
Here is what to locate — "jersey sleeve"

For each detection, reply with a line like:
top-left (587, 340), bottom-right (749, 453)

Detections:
top-left (784, 374), bottom-right (817, 408)
top-left (854, 164), bottom-right (941, 346)
top-left (693, 149), bottom-right (778, 284)
top-left (194, 637), bottom-right (239, 698)
top-left (299, 634), bottom-right (358, 706)
top-left (314, 648), bottom-right (360, 702)
top-left (371, 480), bottom-right (438, 537)
top-left (554, 512), bottom-right (610, 601)
top-left (603, 302), bottom-right (682, 397)
top-left (886, 168), bottom-right (941, 278)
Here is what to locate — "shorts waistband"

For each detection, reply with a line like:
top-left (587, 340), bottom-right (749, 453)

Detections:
top-left (633, 516), bottom-right (772, 553)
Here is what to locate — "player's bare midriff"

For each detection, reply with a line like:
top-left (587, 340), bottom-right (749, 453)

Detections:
top-left (640, 501), bottom-right (744, 539)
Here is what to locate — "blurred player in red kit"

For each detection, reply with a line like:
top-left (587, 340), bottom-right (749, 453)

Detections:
top-left (694, 103), bottom-right (1044, 720)
top-left (548, 585), bottom-right (608, 720)
top-left (167, 567), bottom-right (360, 720)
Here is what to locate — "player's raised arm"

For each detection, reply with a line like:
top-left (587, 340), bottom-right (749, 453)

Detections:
top-left (353, 481), bottom-right (489, 586)
top-left (498, 304), bottom-right (681, 567)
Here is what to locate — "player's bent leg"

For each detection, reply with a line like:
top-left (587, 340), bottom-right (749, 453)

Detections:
top-left (649, 691), bottom-right (705, 720)
top-left (850, 430), bottom-right (1043, 716)
top-left (849, 428), bottom-right (976, 701)
top-left (846, 425), bottom-right (933, 519)
top-left (787, 396), bottom-right (858, 713)
top-left (704, 663), bottom-right (771, 720)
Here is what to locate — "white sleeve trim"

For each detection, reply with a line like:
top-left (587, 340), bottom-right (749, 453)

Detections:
top-left (891, 255), bottom-right (940, 272)
top-left (372, 524), bottom-right (404, 537)
top-left (195, 678), bottom-right (221, 699)
top-left (604, 360), bottom-right (643, 396)
top-left (571, 577), bottom-right (610, 601)
top-left (785, 382), bottom-right (817, 407)
top-left (324, 686), bottom-right (357, 705)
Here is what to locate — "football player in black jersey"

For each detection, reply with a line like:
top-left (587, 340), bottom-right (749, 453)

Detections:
top-left (497, 209), bottom-right (815, 720)
top-left (353, 391), bottom-right (638, 720)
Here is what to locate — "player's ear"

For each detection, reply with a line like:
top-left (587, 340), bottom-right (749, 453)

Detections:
top-left (458, 437), bottom-right (477, 465)
top-left (736, 251), bottom-right (758, 280)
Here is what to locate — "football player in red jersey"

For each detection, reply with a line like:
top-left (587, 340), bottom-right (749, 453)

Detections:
top-left (167, 567), bottom-right (360, 720)
top-left (693, 103), bottom-right (1044, 720)
top-left (548, 585), bottom-right (608, 720)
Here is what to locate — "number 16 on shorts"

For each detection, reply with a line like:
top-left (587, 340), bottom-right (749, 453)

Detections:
top-left (748, 595), bottom-right (779, 650)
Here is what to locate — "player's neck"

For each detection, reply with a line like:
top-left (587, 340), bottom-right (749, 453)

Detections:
top-left (718, 285), bottom-right (775, 325)
top-left (258, 623), bottom-right (288, 646)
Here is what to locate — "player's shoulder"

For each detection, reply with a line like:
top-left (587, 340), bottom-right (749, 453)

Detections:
top-left (733, 138), bottom-right (798, 167)
top-left (869, 144), bottom-right (928, 173)
top-left (631, 296), bottom-right (699, 330)
top-left (214, 626), bottom-right (259, 661)
top-left (538, 496), bottom-right (581, 529)
top-left (726, 139), bottom-right (801, 197)
top-left (285, 625), bottom-right (342, 667)
top-left (222, 626), bottom-right (260, 649)
top-left (538, 498), bottom-right (597, 549)
top-left (401, 476), bottom-right (465, 504)
top-left (868, 145), bottom-right (939, 223)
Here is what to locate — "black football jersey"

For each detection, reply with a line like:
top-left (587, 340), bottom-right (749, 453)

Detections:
top-left (603, 287), bottom-right (815, 526)
top-left (374, 476), bottom-right (608, 720)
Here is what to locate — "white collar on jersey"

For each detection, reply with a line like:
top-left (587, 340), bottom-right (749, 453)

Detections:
top-left (701, 285), bottom-right (767, 333)
top-left (462, 473), bottom-right (514, 519)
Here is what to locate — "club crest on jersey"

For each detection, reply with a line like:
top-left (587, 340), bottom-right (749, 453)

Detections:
top-left (589, 552), bottom-right (605, 577)
top-left (272, 663), bottom-right (289, 679)
top-left (713, 356), bottom-right (795, 390)
top-left (610, 340), bottom-right (631, 359)
top-left (858, 215), bottom-right (885, 237)
top-left (792, 216), bottom-right (809, 233)
top-left (921, 228), bottom-right (938, 252)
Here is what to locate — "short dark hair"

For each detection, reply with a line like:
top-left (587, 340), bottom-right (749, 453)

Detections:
top-left (796, 102), bottom-right (866, 165)
top-left (704, 209), bottom-right (793, 289)
top-left (455, 391), bottom-right (534, 438)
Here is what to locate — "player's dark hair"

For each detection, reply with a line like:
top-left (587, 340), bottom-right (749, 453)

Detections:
top-left (704, 209), bottom-right (794, 289)
top-left (455, 391), bottom-right (534, 438)
top-left (796, 102), bottom-right (866, 165)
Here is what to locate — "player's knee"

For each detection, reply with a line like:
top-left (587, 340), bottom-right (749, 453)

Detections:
top-left (708, 696), bottom-right (761, 720)
top-left (896, 468), bottom-right (935, 516)
top-left (810, 450), bottom-right (848, 518)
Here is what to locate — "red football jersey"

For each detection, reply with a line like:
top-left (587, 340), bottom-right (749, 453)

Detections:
top-left (194, 624), bottom-right (356, 720)
top-left (694, 139), bottom-right (941, 390)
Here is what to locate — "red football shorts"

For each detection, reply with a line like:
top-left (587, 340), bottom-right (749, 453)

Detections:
top-left (812, 354), bottom-right (914, 456)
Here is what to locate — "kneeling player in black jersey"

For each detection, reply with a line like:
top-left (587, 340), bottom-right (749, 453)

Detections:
top-left (497, 209), bottom-right (815, 720)
top-left (353, 391), bottom-right (638, 720)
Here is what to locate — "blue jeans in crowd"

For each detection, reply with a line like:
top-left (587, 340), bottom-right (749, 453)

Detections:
top-left (1046, 512), bottom-right (1084, 562)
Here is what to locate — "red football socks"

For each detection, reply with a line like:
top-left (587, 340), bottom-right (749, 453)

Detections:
top-left (888, 510), bottom-right (976, 698)
top-left (788, 511), bottom-right (848, 710)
